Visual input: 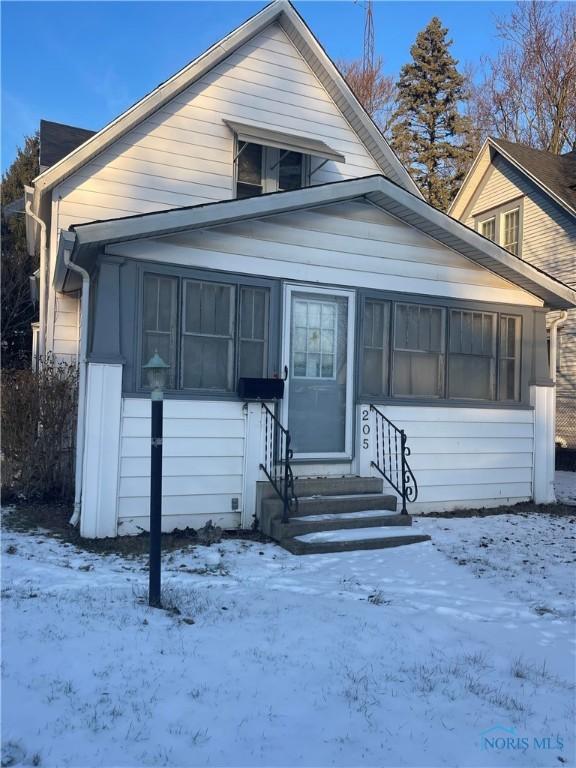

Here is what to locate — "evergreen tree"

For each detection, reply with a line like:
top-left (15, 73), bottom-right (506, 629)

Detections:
top-left (391, 18), bottom-right (472, 210)
top-left (1, 133), bottom-right (40, 368)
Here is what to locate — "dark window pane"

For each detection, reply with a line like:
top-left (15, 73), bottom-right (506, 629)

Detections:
top-left (236, 182), bottom-right (262, 199)
top-left (392, 304), bottom-right (445, 397)
top-left (278, 151), bottom-right (304, 191)
top-left (239, 287), bottom-right (269, 378)
top-left (182, 336), bottom-right (233, 390)
top-left (448, 310), bottom-right (495, 400)
top-left (237, 142), bottom-right (262, 186)
top-left (141, 274), bottom-right (177, 388)
top-left (449, 355), bottom-right (495, 399)
top-left (498, 315), bottom-right (521, 401)
top-left (393, 351), bottom-right (444, 398)
top-left (362, 300), bottom-right (390, 396)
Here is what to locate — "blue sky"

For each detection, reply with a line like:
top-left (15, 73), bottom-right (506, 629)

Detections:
top-left (1, 0), bottom-right (514, 173)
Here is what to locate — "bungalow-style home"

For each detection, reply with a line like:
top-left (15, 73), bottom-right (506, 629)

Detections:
top-left (450, 138), bottom-right (576, 451)
top-left (25, 1), bottom-right (575, 549)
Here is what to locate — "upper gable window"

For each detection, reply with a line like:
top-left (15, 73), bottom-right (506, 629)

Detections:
top-left (235, 141), bottom-right (309, 199)
top-left (475, 201), bottom-right (522, 257)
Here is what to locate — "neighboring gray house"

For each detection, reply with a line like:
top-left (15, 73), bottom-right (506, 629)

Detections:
top-left (450, 138), bottom-right (576, 448)
top-left (25, 1), bottom-right (575, 544)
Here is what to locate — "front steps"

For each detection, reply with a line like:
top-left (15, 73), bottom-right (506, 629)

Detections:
top-left (259, 476), bottom-right (430, 555)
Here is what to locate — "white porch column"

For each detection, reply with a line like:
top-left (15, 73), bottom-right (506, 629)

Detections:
top-left (80, 363), bottom-right (123, 538)
top-left (242, 402), bottom-right (266, 529)
top-left (530, 384), bottom-right (556, 504)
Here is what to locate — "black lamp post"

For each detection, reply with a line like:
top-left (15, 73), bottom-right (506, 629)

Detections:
top-left (143, 351), bottom-right (170, 608)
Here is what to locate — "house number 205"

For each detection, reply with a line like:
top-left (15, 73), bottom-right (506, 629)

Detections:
top-left (361, 408), bottom-right (370, 449)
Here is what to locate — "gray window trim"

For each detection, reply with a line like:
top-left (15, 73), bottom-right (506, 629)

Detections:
top-left (474, 197), bottom-right (524, 258)
top-left (127, 261), bottom-right (281, 400)
top-left (357, 288), bottom-right (535, 407)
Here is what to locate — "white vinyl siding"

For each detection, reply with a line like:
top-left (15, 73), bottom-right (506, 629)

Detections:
top-left (117, 398), bottom-right (245, 532)
top-left (53, 24), bottom-right (381, 226)
top-left (110, 199), bottom-right (543, 307)
top-left (362, 404), bottom-right (534, 511)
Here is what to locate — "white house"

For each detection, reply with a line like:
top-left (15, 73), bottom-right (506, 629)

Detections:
top-left (26, 1), bottom-right (576, 547)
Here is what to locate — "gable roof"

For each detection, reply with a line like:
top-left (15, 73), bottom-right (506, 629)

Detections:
top-left (56, 174), bottom-right (576, 309)
top-left (31, 0), bottom-right (420, 213)
top-left (450, 137), bottom-right (576, 220)
top-left (490, 138), bottom-right (576, 215)
top-left (39, 120), bottom-right (96, 171)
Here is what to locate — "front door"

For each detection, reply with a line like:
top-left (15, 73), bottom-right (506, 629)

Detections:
top-left (282, 285), bottom-right (355, 460)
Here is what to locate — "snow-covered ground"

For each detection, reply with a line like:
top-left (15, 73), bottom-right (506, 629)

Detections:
top-left (2, 511), bottom-right (575, 768)
top-left (556, 470), bottom-right (576, 505)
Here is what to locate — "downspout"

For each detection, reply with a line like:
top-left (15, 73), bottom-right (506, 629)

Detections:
top-left (62, 246), bottom-right (90, 527)
top-left (25, 202), bottom-right (47, 358)
top-left (549, 311), bottom-right (568, 382)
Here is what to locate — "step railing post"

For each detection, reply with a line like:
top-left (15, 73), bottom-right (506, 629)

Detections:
top-left (400, 430), bottom-right (408, 515)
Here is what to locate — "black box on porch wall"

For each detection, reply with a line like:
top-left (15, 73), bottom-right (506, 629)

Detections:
top-left (237, 377), bottom-right (284, 400)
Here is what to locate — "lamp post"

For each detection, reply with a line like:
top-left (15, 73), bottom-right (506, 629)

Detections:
top-left (143, 352), bottom-right (170, 608)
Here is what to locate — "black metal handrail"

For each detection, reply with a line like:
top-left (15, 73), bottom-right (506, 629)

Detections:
top-left (369, 404), bottom-right (418, 514)
top-left (259, 403), bottom-right (298, 523)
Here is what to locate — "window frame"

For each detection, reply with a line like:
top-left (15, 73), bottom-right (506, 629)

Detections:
top-left (474, 198), bottom-right (524, 258)
top-left (234, 138), bottom-right (310, 198)
top-left (358, 291), bottom-right (528, 406)
top-left (447, 309), bottom-right (497, 401)
top-left (136, 264), bottom-right (280, 399)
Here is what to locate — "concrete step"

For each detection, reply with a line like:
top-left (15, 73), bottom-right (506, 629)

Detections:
top-left (293, 476), bottom-right (384, 498)
top-left (263, 493), bottom-right (397, 519)
top-left (272, 511), bottom-right (411, 539)
top-left (282, 527), bottom-right (431, 555)
top-left (258, 475), bottom-right (383, 501)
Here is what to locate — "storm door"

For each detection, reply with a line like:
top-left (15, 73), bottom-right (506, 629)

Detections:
top-left (281, 285), bottom-right (354, 459)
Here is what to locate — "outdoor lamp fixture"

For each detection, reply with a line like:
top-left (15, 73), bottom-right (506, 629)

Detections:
top-left (142, 351), bottom-right (170, 608)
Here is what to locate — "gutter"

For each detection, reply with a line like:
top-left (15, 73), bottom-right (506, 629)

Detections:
top-left (61, 235), bottom-right (90, 528)
top-left (25, 201), bottom-right (47, 358)
top-left (549, 311), bottom-right (568, 383)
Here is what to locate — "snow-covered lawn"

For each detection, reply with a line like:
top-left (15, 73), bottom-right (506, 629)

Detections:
top-left (2, 511), bottom-right (575, 768)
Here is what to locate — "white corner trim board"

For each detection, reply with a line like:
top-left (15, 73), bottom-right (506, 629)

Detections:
top-left (531, 384), bottom-right (556, 504)
top-left (80, 363), bottom-right (123, 538)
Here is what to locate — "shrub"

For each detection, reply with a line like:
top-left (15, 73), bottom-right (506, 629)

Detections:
top-left (1, 355), bottom-right (78, 501)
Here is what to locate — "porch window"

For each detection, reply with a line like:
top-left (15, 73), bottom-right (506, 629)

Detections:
top-left (239, 286), bottom-right (269, 378)
top-left (392, 303), bottom-right (445, 398)
top-left (498, 314), bottom-right (521, 400)
top-left (140, 273), bottom-right (271, 392)
top-left (181, 280), bottom-right (235, 390)
top-left (141, 274), bottom-right (177, 388)
top-left (362, 299), bottom-right (390, 396)
top-left (448, 310), bottom-right (496, 399)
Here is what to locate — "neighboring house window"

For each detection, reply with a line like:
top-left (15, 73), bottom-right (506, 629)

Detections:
top-left (502, 209), bottom-right (520, 255)
top-left (475, 201), bottom-right (522, 256)
top-left (141, 273), bottom-right (270, 392)
top-left (392, 303), bottom-right (445, 398)
top-left (361, 297), bottom-right (523, 403)
top-left (448, 310), bottom-right (496, 400)
top-left (480, 217), bottom-right (496, 242)
top-left (235, 141), bottom-right (309, 198)
top-left (499, 315), bottom-right (521, 400)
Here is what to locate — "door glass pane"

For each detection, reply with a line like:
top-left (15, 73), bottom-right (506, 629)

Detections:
top-left (288, 292), bottom-right (349, 454)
